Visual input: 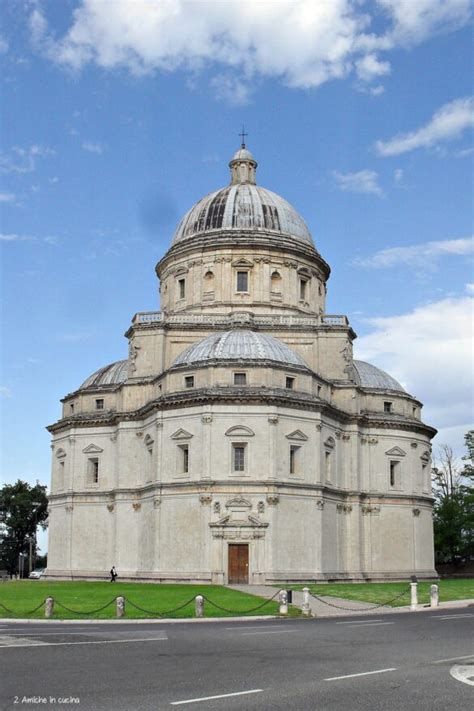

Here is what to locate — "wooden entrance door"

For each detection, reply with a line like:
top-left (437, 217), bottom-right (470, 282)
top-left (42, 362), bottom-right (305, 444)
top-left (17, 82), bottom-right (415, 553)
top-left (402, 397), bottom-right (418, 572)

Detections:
top-left (228, 544), bottom-right (249, 584)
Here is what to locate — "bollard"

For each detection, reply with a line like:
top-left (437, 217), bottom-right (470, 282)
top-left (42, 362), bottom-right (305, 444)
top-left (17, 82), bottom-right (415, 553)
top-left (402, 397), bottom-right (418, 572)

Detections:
top-left (116, 596), bottom-right (125, 618)
top-left (430, 584), bottom-right (439, 608)
top-left (195, 594), bottom-right (204, 618)
top-left (45, 596), bottom-right (54, 618)
top-left (279, 589), bottom-right (288, 616)
top-left (302, 587), bottom-right (311, 617)
top-left (410, 581), bottom-right (418, 610)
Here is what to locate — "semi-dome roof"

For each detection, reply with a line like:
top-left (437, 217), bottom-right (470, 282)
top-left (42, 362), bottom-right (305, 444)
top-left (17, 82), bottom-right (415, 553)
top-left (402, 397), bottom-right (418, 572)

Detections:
top-left (172, 330), bottom-right (309, 369)
top-left (79, 360), bottom-right (128, 390)
top-left (353, 360), bottom-right (405, 392)
top-left (172, 144), bottom-right (314, 247)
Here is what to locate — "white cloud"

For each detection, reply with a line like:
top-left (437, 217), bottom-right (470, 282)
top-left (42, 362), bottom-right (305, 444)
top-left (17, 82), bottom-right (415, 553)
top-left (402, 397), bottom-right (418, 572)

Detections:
top-left (354, 236), bottom-right (474, 268)
top-left (355, 295), bottom-right (474, 439)
top-left (333, 169), bottom-right (384, 197)
top-left (0, 145), bottom-right (55, 174)
top-left (27, 1), bottom-right (471, 95)
top-left (0, 233), bottom-right (33, 242)
top-left (375, 97), bottom-right (474, 156)
top-left (82, 141), bottom-right (104, 154)
top-left (210, 74), bottom-right (252, 106)
top-left (0, 386), bottom-right (12, 398)
top-left (0, 192), bottom-right (16, 202)
top-left (466, 283), bottom-right (474, 294)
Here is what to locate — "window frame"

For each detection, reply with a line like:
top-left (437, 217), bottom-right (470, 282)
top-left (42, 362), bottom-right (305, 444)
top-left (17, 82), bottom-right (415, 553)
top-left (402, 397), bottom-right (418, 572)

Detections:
top-left (289, 445), bottom-right (300, 475)
top-left (236, 270), bottom-right (249, 293)
top-left (285, 376), bottom-right (295, 390)
top-left (233, 372), bottom-right (247, 386)
top-left (178, 277), bottom-right (186, 300)
top-left (88, 457), bottom-right (99, 485)
top-left (384, 401), bottom-right (393, 413)
top-left (184, 375), bottom-right (195, 389)
top-left (389, 459), bottom-right (401, 488)
top-left (231, 442), bottom-right (247, 473)
top-left (95, 398), bottom-right (104, 411)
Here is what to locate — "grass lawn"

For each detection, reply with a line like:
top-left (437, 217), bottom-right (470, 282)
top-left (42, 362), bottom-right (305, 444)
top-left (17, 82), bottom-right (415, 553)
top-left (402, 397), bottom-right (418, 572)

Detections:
top-left (0, 581), bottom-right (289, 620)
top-left (287, 579), bottom-right (474, 608)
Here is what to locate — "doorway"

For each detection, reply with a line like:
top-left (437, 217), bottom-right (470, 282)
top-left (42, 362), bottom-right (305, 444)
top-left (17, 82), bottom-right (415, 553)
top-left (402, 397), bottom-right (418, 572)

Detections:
top-left (228, 544), bottom-right (249, 584)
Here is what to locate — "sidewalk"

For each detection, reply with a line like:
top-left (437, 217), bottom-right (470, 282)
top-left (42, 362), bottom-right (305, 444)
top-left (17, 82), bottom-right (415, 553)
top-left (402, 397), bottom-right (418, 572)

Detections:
top-left (227, 584), bottom-right (474, 618)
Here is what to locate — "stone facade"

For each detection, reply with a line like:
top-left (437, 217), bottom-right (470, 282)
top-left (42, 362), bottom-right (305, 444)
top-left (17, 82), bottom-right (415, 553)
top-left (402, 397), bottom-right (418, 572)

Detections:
top-left (46, 144), bottom-right (437, 582)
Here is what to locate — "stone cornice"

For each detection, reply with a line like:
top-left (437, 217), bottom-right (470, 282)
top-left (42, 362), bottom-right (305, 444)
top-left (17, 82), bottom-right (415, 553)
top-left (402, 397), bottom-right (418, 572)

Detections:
top-left (47, 386), bottom-right (435, 438)
top-left (156, 230), bottom-right (331, 280)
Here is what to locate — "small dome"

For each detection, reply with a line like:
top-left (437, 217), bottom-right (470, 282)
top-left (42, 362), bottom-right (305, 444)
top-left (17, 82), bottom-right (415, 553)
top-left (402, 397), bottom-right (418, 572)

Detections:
top-left (172, 330), bottom-right (309, 369)
top-left (172, 184), bottom-right (313, 245)
top-left (79, 360), bottom-right (128, 390)
top-left (353, 360), bottom-right (405, 392)
top-left (231, 147), bottom-right (256, 162)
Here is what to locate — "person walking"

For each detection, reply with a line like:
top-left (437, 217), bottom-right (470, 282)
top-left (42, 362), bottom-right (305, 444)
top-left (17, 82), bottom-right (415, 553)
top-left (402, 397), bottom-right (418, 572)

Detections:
top-left (110, 566), bottom-right (117, 582)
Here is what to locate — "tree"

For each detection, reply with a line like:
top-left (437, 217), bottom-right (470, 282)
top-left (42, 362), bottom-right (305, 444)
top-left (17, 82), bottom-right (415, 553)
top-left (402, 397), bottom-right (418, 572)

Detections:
top-left (432, 433), bottom-right (474, 565)
top-left (0, 480), bottom-right (48, 576)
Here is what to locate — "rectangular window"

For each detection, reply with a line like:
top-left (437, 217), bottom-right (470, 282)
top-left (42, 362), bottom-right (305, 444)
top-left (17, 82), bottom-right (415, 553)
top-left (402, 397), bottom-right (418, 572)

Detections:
top-left (390, 460), bottom-right (399, 487)
top-left (325, 450), bottom-right (331, 480)
top-left (286, 376), bottom-right (295, 389)
top-left (178, 278), bottom-right (186, 300)
top-left (317, 385), bottom-right (321, 397)
top-left (185, 375), bottom-right (195, 388)
top-left (412, 407), bottom-right (417, 417)
top-left (89, 458), bottom-right (99, 484)
top-left (70, 403), bottom-right (74, 413)
top-left (59, 460), bottom-right (65, 486)
top-left (299, 279), bottom-right (307, 300)
top-left (236, 271), bottom-right (248, 292)
top-left (233, 444), bottom-right (246, 472)
top-left (290, 445), bottom-right (300, 474)
top-left (384, 401), bottom-right (392, 413)
top-left (95, 399), bottom-right (104, 410)
top-left (233, 372), bottom-right (247, 385)
top-left (181, 445), bottom-right (189, 473)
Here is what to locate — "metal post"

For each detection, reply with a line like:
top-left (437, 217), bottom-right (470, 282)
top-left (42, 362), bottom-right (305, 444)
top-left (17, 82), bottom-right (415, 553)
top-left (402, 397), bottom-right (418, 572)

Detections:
top-left (45, 597), bottom-right (54, 618)
top-left (195, 595), bottom-right (204, 618)
top-left (410, 581), bottom-right (418, 610)
top-left (302, 587), bottom-right (311, 617)
top-left (430, 584), bottom-right (439, 607)
top-left (279, 589), bottom-right (288, 616)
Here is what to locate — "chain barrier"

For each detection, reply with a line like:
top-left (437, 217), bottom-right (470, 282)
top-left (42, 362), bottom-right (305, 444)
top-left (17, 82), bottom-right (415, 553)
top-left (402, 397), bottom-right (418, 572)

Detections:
top-left (306, 585), bottom-right (411, 612)
top-left (54, 598), bottom-right (117, 615)
top-left (124, 595), bottom-right (196, 617)
top-left (0, 599), bottom-right (46, 616)
top-left (202, 589), bottom-right (281, 614)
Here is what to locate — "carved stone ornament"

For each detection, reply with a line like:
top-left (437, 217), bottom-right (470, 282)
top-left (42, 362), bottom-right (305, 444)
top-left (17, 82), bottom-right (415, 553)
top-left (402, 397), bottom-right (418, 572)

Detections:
top-left (361, 504), bottom-right (380, 515)
top-left (110, 433), bottom-right (118, 442)
top-left (107, 504), bottom-right (114, 513)
top-left (360, 437), bottom-right (368, 444)
top-left (342, 434), bottom-right (351, 441)
top-left (368, 437), bottom-right (378, 445)
top-left (268, 415), bottom-right (279, 425)
top-left (153, 497), bottom-right (161, 508)
top-left (266, 495), bottom-right (280, 506)
top-left (412, 508), bottom-right (421, 517)
top-left (336, 503), bottom-right (352, 514)
top-left (132, 502), bottom-right (141, 511)
top-left (315, 424), bottom-right (322, 431)
top-left (335, 431), bottom-right (342, 440)
top-left (257, 501), bottom-right (265, 514)
top-left (155, 420), bottom-right (164, 429)
top-left (213, 501), bottom-right (221, 514)
top-left (200, 495), bottom-right (213, 506)
top-left (65, 505), bottom-right (73, 513)
top-left (315, 499), bottom-right (325, 510)
top-left (136, 431), bottom-right (143, 438)
top-left (411, 442), bottom-right (418, 449)
top-left (201, 414), bottom-right (213, 424)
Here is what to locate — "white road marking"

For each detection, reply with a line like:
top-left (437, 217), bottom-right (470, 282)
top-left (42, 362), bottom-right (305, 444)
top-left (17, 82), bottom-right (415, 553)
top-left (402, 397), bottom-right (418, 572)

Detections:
top-left (225, 625), bottom-right (287, 630)
top-left (325, 668), bottom-right (396, 681)
top-left (335, 622), bottom-right (395, 628)
top-left (432, 614), bottom-right (474, 620)
top-left (450, 664), bottom-right (474, 686)
top-left (170, 689), bottom-right (263, 705)
top-left (240, 629), bottom-right (299, 636)
top-left (2, 631), bottom-right (108, 636)
top-left (0, 636), bottom-right (168, 649)
top-left (336, 619), bottom-right (383, 624)
top-left (432, 654), bottom-right (474, 664)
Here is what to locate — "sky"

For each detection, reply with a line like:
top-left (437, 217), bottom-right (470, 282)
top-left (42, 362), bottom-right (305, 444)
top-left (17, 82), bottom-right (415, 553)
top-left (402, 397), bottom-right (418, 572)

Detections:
top-left (0, 1), bottom-right (473, 553)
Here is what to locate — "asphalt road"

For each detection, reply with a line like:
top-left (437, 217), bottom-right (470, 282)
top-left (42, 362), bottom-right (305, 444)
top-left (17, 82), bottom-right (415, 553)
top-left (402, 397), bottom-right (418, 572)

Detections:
top-left (0, 609), bottom-right (473, 710)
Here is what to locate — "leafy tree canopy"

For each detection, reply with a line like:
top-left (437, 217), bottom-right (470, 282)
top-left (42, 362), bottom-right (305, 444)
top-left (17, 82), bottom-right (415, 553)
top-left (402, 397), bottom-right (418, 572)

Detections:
top-left (0, 480), bottom-right (48, 575)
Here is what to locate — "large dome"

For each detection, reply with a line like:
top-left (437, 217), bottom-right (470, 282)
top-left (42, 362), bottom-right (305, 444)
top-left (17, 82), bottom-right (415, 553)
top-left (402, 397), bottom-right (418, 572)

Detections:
top-left (172, 144), bottom-right (314, 247)
top-left (79, 360), bottom-right (128, 390)
top-left (172, 184), bottom-right (314, 246)
top-left (172, 330), bottom-right (310, 369)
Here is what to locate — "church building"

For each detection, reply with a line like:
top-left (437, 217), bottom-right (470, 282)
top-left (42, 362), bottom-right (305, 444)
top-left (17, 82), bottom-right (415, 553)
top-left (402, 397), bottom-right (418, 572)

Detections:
top-left (46, 142), bottom-right (437, 583)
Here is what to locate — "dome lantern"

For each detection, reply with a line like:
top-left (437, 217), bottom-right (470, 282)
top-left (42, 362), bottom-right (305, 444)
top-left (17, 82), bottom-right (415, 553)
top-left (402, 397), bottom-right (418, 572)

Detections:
top-left (229, 141), bottom-right (258, 185)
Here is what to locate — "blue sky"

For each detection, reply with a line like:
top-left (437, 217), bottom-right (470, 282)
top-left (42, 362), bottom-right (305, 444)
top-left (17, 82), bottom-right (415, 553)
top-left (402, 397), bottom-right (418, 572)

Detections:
top-left (1, 1), bottom-right (473, 552)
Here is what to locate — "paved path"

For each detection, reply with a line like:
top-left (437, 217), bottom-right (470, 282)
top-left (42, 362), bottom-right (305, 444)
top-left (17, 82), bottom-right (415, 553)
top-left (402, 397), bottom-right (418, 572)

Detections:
top-left (227, 584), bottom-right (402, 617)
